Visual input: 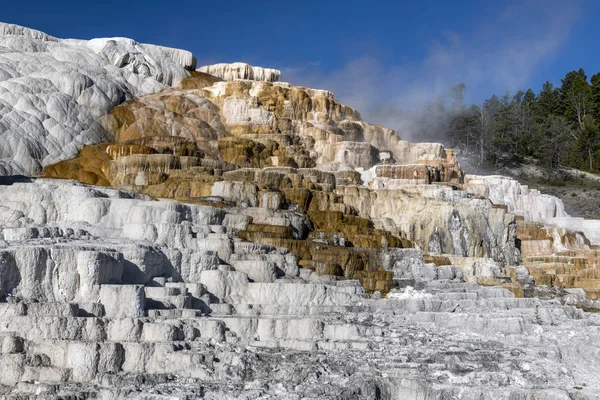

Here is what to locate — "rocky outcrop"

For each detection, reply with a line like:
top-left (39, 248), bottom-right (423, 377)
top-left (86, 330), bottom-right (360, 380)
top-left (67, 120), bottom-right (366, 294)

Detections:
top-left (464, 174), bottom-right (600, 245)
top-left (198, 62), bottom-right (281, 82)
top-left (0, 22), bottom-right (194, 176)
top-left (41, 55), bottom-right (478, 268)
top-left (464, 175), bottom-right (567, 222)
top-left (464, 175), bottom-right (600, 299)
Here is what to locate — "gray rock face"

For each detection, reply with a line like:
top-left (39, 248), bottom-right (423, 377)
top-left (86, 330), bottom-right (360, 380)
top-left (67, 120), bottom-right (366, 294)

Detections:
top-left (0, 178), bottom-right (598, 399)
top-left (0, 22), bottom-right (194, 175)
top-left (340, 184), bottom-right (521, 264)
top-left (465, 174), bottom-right (600, 246)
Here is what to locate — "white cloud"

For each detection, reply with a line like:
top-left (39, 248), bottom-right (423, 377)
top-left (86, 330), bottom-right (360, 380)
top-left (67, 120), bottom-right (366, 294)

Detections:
top-left (282, 0), bottom-right (583, 138)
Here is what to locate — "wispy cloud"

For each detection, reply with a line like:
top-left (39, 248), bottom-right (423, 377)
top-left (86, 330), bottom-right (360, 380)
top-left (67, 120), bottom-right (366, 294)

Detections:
top-left (282, 0), bottom-right (583, 138)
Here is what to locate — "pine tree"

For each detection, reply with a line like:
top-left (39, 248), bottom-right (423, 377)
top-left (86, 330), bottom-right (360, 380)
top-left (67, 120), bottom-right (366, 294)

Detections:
top-left (523, 89), bottom-right (536, 107)
top-left (534, 81), bottom-right (560, 118)
top-left (590, 73), bottom-right (600, 119)
top-left (423, 68), bottom-right (600, 171)
top-left (572, 115), bottom-right (600, 170)
top-left (559, 69), bottom-right (591, 130)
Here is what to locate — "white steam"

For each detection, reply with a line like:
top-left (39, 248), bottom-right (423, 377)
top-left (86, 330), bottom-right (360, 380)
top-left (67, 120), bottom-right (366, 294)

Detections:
top-left (282, 0), bottom-right (583, 139)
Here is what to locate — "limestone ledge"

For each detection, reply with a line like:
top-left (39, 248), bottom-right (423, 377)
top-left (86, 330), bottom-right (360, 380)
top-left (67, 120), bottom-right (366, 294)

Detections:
top-left (198, 62), bottom-right (281, 82)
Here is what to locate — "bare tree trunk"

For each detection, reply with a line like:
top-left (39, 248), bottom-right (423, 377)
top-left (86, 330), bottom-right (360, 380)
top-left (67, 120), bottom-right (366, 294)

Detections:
top-left (480, 137), bottom-right (484, 165)
top-left (571, 93), bottom-right (588, 131)
top-left (478, 107), bottom-right (486, 165)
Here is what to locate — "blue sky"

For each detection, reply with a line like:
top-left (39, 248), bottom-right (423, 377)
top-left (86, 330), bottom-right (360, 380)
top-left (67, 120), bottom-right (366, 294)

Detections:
top-left (2, 0), bottom-right (599, 128)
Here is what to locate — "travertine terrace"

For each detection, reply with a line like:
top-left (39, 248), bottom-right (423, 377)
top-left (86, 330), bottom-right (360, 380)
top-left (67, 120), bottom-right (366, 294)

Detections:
top-left (1, 23), bottom-right (600, 399)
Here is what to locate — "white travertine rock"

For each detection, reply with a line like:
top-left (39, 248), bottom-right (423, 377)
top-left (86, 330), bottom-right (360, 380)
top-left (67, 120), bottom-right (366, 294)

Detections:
top-left (198, 62), bottom-right (281, 82)
top-left (464, 174), bottom-right (600, 245)
top-left (0, 22), bottom-right (195, 175)
top-left (0, 178), bottom-right (599, 397)
top-left (99, 285), bottom-right (145, 318)
top-left (385, 140), bottom-right (445, 164)
top-left (464, 175), bottom-right (567, 221)
top-left (445, 256), bottom-right (503, 280)
top-left (0, 23), bottom-right (58, 42)
top-left (318, 141), bottom-right (378, 170)
top-left (551, 217), bottom-right (600, 244)
top-left (76, 250), bottom-right (124, 299)
top-left (199, 269), bottom-right (249, 302)
top-left (66, 342), bottom-right (100, 382)
top-left (211, 181), bottom-right (259, 207)
top-left (2, 22), bottom-right (600, 399)
top-left (339, 184), bottom-right (520, 263)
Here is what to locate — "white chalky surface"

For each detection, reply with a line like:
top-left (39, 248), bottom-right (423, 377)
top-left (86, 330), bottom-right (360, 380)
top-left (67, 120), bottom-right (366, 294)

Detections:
top-left (0, 22), bottom-right (194, 175)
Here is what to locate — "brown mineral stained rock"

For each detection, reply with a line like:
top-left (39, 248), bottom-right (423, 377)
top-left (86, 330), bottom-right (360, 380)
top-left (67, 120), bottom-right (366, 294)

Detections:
top-left (123, 136), bottom-right (206, 157)
top-left (201, 79), bottom-right (412, 172)
top-left (41, 144), bottom-right (112, 186)
top-left (242, 205), bottom-right (412, 293)
top-left (423, 254), bottom-right (452, 266)
top-left (218, 136), bottom-right (314, 169)
top-left (218, 137), bottom-right (283, 168)
top-left (39, 57), bottom-right (526, 296)
top-left (238, 224), bottom-right (294, 242)
top-left (222, 168), bottom-right (335, 194)
top-left (179, 71), bottom-right (223, 89)
top-left (333, 170), bottom-right (362, 185)
top-left (514, 216), bottom-right (600, 298)
top-left (106, 143), bottom-right (157, 158)
top-left (142, 179), bottom-right (215, 201)
top-left (517, 221), bottom-right (553, 241)
top-left (109, 91), bottom-right (229, 143)
top-left (375, 164), bottom-right (441, 184)
top-left (521, 249), bottom-right (600, 299)
top-left (255, 236), bottom-right (396, 293)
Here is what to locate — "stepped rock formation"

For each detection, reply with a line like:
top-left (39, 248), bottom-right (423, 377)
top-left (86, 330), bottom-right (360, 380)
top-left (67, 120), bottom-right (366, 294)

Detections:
top-left (198, 62), bottom-right (281, 82)
top-left (1, 23), bottom-right (600, 399)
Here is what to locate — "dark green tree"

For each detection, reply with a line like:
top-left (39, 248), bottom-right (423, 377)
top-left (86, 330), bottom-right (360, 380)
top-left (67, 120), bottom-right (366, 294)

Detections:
top-left (415, 68), bottom-right (600, 172)
top-left (538, 116), bottom-right (571, 168)
top-left (523, 89), bottom-right (536, 107)
top-left (559, 69), bottom-right (591, 130)
top-left (534, 81), bottom-right (560, 117)
top-left (571, 114), bottom-right (600, 170)
top-left (590, 72), bottom-right (600, 119)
